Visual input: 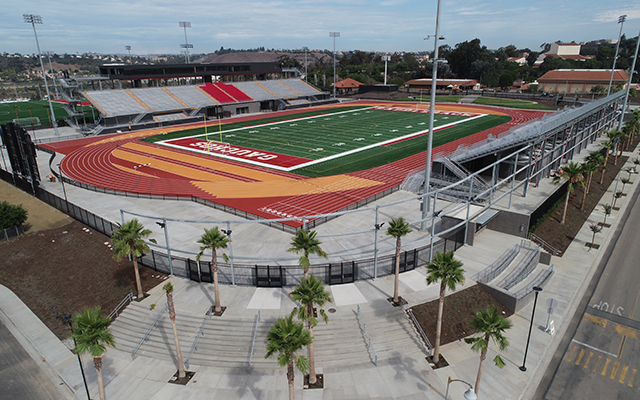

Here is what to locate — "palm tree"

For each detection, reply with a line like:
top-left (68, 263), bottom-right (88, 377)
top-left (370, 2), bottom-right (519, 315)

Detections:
top-left (464, 305), bottom-right (512, 396)
top-left (553, 162), bottom-right (584, 224)
top-left (287, 229), bottom-right (328, 279)
top-left (196, 227), bottom-right (230, 314)
top-left (71, 307), bottom-right (115, 400)
top-left (111, 219), bottom-right (155, 299)
top-left (265, 313), bottom-right (311, 400)
top-left (152, 282), bottom-right (186, 379)
top-left (584, 152), bottom-right (604, 193)
top-left (290, 275), bottom-right (333, 385)
top-left (601, 204), bottom-right (612, 227)
top-left (579, 162), bottom-right (597, 210)
top-left (588, 223), bottom-right (602, 251)
top-left (26, 105), bottom-right (36, 134)
top-left (612, 191), bottom-right (623, 209)
top-left (386, 217), bottom-right (412, 305)
top-left (621, 177), bottom-right (631, 194)
top-left (12, 104), bottom-right (20, 121)
top-left (425, 251), bottom-right (465, 364)
top-left (600, 141), bottom-right (614, 184)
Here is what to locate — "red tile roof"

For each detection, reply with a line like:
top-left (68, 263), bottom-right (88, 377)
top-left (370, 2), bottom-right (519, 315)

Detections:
top-left (538, 69), bottom-right (629, 83)
top-left (334, 78), bottom-right (363, 88)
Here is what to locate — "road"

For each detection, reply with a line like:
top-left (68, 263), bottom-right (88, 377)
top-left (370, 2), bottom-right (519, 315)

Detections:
top-left (536, 183), bottom-right (640, 399)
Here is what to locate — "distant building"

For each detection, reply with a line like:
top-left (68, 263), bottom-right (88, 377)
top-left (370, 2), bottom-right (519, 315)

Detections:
top-left (404, 78), bottom-right (480, 92)
top-left (507, 52), bottom-right (529, 66)
top-left (537, 69), bottom-right (629, 93)
top-left (534, 42), bottom-right (595, 66)
top-left (333, 78), bottom-right (363, 95)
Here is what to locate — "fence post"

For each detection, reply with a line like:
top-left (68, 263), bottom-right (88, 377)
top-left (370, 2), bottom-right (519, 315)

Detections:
top-left (161, 218), bottom-right (174, 276)
top-left (373, 206), bottom-right (380, 279)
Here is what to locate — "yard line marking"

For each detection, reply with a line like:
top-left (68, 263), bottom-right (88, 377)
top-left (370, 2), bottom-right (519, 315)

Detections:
top-left (584, 352), bottom-right (594, 369)
top-left (575, 349), bottom-right (585, 365)
top-left (602, 358), bottom-right (611, 376)
top-left (610, 362), bottom-right (620, 379)
top-left (619, 365), bottom-right (629, 384)
top-left (571, 339), bottom-right (618, 358)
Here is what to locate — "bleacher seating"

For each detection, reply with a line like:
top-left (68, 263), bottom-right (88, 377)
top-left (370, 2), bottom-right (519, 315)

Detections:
top-left (200, 83), bottom-right (237, 104)
top-left (256, 81), bottom-right (298, 99)
top-left (164, 86), bottom-right (218, 108)
top-left (233, 82), bottom-right (279, 101)
top-left (282, 79), bottom-right (323, 96)
top-left (214, 82), bottom-right (253, 102)
top-left (131, 87), bottom-right (185, 112)
top-left (83, 90), bottom-right (148, 117)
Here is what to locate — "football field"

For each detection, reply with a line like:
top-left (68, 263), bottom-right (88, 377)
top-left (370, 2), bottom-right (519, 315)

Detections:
top-left (155, 106), bottom-right (505, 175)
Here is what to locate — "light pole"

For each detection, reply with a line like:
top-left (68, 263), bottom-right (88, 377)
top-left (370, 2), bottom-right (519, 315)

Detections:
top-left (125, 45), bottom-right (132, 65)
top-left (45, 51), bottom-right (59, 99)
top-left (23, 14), bottom-right (59, 136)
top-left (179, 21), bottom-right (192, 64)
top-left (445, 376), bottom-right (477, 400)
top-left (520, 286), bottom-right (543, 372)
top-left (302, 46), bottom-right (308, 82)
top-left (421, 0), bottom-right (443, 230)
top-left (155, 220), bottom-right (174, 275)
top-left (330, 32), bottom-right (340, 98)
top-left (618, 27), bottom-right (640, 131)
top-left (382, 55), bottom-right (390, 85)
top-left (607, 14), bottom-right (627, 96)
top-left (62, 314), bottom-right (92, 400)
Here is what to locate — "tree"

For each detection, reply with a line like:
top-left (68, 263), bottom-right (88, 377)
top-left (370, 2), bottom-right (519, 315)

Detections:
top-left (265, 313), bottom-right (311, 400)
top-left (606, 129), bottom-right (623, 165)
top-left (446, 39), bottom-right (488, 78)
top-left (621, 177), bottom-right (631, 194)
top-left (613, 191), bottom-right (623, 209)
top-left (499, 71), bottom-right (516, 88)
top-left (151, 282), bottom-right (186, 379)
top-left (26, 105), bottom-right (35, 133)
top-left (425, 251), bottom-right (465, 363)
top-left (287, 229), bottom-right (327, 279)
top-left (579, 161), bottom-right (598, 210)
top-left (290, 275), bottom-right (333, 385)
top-left (601, 204), bottom-right (612, 227)
top-left (553, 162), bottom-right (584, 224)
top-left (111, 219), bottom-right (155, 299)
top-left (600, 141), bottom-right (614, 184)
top-left (71, 307), bottom-right (115, 400)
top-left (386, 217), bottom-right (412, 304)
top-left (12, 104), bottom-right (20, 121)
top-left (465, 305), bottom-right (512, 396)
top-left (588, 223), bottom-right (602, 251)
top-left (0, 201), bottom-right (28, 230)
top-left (196, 227), bottom-right (230, 314)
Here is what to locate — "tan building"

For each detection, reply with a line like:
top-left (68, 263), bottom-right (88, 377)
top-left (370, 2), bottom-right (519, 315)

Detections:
top-left (537, 69), bottom-right (629, 93)
top-left (333, 78), bottom-right (363, 95)
top-left (404, 78), bottom-right (480, 93)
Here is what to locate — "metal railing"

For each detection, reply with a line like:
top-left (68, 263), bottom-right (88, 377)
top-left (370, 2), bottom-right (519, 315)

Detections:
top-left (406, 307), bottom-right (433, 355)
top-left (248, 311), bottom-right (261, 369)
top-left (500, 246), bottom-right (540, 290)
top-left (0, 225), bottom-right (24, 242)
top-left (515, 265), bottom-right (555, 300)
top-left (185, 310), bottom-right (213, 370)
top-left (356, 305), bottom-right (378, 366)
top-left (108, 292), bottom-right (133, 320)
top-left (131, 302), bottom-right (168, 360)
top-left (528, 232), bottom-right (563, 256)
top-left (475, 244), bottom-right (519, 283)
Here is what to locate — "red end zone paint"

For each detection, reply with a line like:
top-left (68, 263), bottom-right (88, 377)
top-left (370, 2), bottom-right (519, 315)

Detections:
top-left (162, 137), bottom-right (313, 168)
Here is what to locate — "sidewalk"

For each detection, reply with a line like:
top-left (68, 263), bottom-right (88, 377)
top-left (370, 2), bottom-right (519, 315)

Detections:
top-left (2, 149), bottom-right (639, 399)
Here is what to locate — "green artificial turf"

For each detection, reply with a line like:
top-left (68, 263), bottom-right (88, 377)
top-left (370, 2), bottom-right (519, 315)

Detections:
top-left (472, 97), bottom-right (553, 110)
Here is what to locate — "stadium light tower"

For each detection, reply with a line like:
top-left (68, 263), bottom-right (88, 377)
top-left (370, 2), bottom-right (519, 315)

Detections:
top-left (607, 14), bottom-right (627, 96)
top-left (24, 14), bottom-right (58, 136)
top-left (302, 46), bottom-right (309, 82)
top-left (179, 21), bottom-right (193, 64)
top-left (125, 45), bottom-right (132, 65)
top-left (382, 55), bottom-right (390, 85)
top-left (45, 51), bottom-right (59, 99)
top-left (330, 32), bottom-right (340, 98)
top-left (618, 26), bottom-right (640, 131)
top-left (420, 0), bottom-right (443, 230)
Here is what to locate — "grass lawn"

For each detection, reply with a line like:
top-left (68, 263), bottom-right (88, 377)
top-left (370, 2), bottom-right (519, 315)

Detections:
top-left (472, 96), bottom-right (553, 110)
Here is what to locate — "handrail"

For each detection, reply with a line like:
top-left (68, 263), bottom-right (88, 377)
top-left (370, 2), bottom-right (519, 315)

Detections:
top-left (131, 302), bottom-right (168, 360)
top-left (501, 246), bottom-right (540, 290)
top-left (406, 307), bottom-right (433, 355)
top-left (528, 232), bottom-right (562, 256)
top-left (356, 305), bottom-right (378, 366)
top-left (248, 311), bottom-right (261, 368)
top-left (108, 292), bottom-right (133, 320)
top-left (475, 244), bottom-right (519, 283)
top-left (515, 265), bottom-right (554, 299)
top-left (184, 309), bottom-right (213, 370)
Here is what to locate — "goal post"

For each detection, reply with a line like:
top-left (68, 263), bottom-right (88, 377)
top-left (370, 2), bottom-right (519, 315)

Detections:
top-left (205, 140), bottom-right (231, 156)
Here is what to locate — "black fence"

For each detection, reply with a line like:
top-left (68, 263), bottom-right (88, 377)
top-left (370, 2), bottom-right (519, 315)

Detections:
top-left (0, 225), bottom-right (24, 242)
top-left (0, 164), bottom-right (466, 288)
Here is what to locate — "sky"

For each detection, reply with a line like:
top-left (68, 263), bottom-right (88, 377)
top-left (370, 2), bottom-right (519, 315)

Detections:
top-left (2, 0), bottom-right (640, 56)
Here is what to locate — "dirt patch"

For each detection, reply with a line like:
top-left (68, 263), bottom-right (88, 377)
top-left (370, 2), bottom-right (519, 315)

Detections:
top-left (0, 220), bottom-right (167, 339)
top-left (410, 285), bottom-right (513, 346)
top-left (0, 179), bottom-right (72, 232)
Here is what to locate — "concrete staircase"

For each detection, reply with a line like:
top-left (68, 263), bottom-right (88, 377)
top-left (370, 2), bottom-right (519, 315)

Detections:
top-left (109, 301), bottom-right (427, 370)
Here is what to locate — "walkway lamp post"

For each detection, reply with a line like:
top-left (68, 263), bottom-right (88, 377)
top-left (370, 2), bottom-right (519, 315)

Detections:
top-left (445, 376), bottom-right (477, 400)
top-left (618, 27), bottom-right (640, 131)
top-left (24, 14), bottom-right (59, 136)
top-left (63, 314), bottom-right (91, 400)
top-left (520, 286), bottom-right (542, 371)
top-left (330, 32), bottom-right (340, 98)
top-left (607, 14), bottom-right (627, 96)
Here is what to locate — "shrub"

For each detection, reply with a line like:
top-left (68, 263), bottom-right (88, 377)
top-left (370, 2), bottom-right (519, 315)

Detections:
top-left (0, 201), bottom-right (28, 230)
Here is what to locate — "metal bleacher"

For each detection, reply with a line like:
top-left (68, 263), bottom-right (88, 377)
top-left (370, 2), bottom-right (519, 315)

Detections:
top-left (132, 87), bottom-right (186, 112)
top-left (233, 82), bottom-right (279, 101)
top-left (164, 86), bottom-right (218, 108)
top-left (84, 90), bottom-right (147, 117)
top-left (256, 80), bottom-right (298, 99)
top-left (282, 79), bottom-right (322, 96)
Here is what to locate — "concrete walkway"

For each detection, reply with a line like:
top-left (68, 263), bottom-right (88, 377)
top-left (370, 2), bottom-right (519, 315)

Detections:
top-left (2, 127), bottom-right (639, 399)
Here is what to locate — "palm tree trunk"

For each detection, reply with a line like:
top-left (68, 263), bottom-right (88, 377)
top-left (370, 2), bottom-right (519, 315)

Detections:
top-left (167, 291), bottom-right (186, 379)
top-left (132, 256), bottom-right (143, 299)
top-left (94, 356), bottom-right (106, 400)
top-left (308, 307), bottom-right (317, 384)
top-left (475, 348), bottom-right (487, 395)
top-left (561, 190), bottom-right (570, 224)
top-left (600, 154), bottom-right (609, 184)
top-left (591, 231), bottom-right (596, 248)
top-left (433, 282), bottom-right (446, 363)
top-left (587, 172), bottom-right (593, 194)
top-left (304, 250), bottom-right (309, 279)
top-left (580, 185), bottom-right (587, 211)
top-left (212, 249), bottom-right (221, 313)
top-left (393, 238), bottom-right (401, 304)
top-left (603, 214), bottom-right (608, 226)
top-left (287, 360), bottom-right (295, 400)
